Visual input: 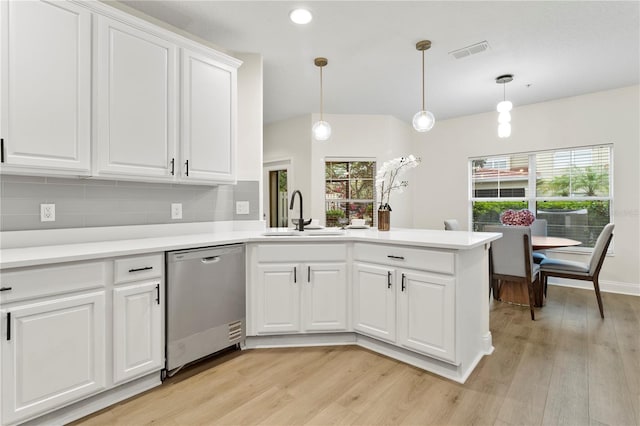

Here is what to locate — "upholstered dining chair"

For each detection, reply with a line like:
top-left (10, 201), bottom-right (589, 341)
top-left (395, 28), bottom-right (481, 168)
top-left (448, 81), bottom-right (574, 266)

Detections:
top-left (540, 223), bottom-right (614, 318)
top-left (444, 219), bottom-right (460, 231)
top-left (485, 225), bottom-right (539, 320)
top-left (529, 219), bottom-right (548, 264)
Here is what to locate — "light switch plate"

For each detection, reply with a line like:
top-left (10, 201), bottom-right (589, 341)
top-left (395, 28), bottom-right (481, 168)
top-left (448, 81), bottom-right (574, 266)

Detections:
top-left (40, 204), bottom-right (55, 222)
top-left (236, 201), bottom-right (250, 215)
top-left (171, 203), bottom-right (182, 220)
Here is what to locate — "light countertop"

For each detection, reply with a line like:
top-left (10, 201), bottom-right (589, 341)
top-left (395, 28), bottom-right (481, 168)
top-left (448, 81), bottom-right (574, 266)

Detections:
top-left (0, 225), bottom-right (501, 269)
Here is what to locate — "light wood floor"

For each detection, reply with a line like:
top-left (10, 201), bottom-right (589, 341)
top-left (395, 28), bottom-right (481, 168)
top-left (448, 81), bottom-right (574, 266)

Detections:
top-left (76, 285), bottom-right (640, 425)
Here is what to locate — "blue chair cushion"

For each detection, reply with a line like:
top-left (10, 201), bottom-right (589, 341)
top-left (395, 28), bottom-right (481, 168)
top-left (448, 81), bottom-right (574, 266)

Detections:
top-left (532, 252), bottom-right (547, 264)
top-left (540, 258), bottom-right (589, 274)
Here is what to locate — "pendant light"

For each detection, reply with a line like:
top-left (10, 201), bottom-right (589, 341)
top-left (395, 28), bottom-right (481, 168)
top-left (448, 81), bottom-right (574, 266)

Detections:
top-left (496, 74), bottom-right (513, 138)
top-left (312, 57), bottom-right (331, 141)
top-left (412, 40), bottom-right (435, 132)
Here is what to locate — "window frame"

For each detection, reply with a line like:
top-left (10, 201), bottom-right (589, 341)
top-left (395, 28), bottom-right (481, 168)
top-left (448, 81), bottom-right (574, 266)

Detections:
top-left (324, 157), bottom-right (376, 227)
top-left (469, 144), bottom-right (614, 253)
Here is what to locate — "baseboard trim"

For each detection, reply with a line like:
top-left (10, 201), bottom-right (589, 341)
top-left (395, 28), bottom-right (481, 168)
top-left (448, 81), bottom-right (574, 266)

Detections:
top-left (548, 278), bottom-right (640, 296)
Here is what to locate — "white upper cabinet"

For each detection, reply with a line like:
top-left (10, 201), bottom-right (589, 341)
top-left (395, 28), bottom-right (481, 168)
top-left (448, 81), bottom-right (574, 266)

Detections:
top-left (181, 48), bottom-right (237, 183)
top-left (0, 0), bottom-right (91, 175)
top-left (94, 15), bottom-right (178, 180)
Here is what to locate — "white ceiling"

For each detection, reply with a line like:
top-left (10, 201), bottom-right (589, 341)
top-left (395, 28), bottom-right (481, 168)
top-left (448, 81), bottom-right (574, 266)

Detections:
top-left (119, 1), bottom-right (639, 126)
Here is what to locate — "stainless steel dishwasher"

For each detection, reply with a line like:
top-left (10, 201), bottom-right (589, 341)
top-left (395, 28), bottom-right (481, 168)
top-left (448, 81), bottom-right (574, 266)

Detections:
top-left (165, 244), bottom-right (245, 374)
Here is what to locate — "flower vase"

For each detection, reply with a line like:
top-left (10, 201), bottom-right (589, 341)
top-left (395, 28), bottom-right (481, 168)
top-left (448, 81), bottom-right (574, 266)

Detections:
top-left (378, 209), bottom-right (390, 231)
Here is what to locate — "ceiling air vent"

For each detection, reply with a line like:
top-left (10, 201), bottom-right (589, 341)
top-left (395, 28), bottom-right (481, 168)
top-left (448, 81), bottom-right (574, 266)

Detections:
top-left (449, 41), bottom-right (490, 59)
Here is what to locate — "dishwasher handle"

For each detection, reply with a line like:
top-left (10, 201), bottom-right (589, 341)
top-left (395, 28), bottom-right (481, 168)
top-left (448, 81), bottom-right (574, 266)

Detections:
top-left (201, 256), bottom-right (221, 264)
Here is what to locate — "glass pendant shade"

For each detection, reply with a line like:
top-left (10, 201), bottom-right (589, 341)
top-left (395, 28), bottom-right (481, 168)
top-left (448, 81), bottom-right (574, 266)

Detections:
top-left (412, 110), bottom-right (435, 132)
top-left (312, 120), bottom-right (331, 141)
top-left (498, 122), bottom-right (511, 138)
top-left (498, 111), bottom-right (511, 124)
top-left (497, 100), bottom-right (513, 113)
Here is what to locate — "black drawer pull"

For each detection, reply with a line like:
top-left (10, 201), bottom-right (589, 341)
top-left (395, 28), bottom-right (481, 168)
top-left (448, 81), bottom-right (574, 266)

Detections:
top-left (0, 287), bottom-right (12, 292)
top-left (1, 138), bottom-right (4, 163)
top-left (129, 266), bottom-right (153, 273)
top-left (401, 273), bottom-right (406, 292)
top-left (155, 283), bottom-right (160, 305)
top-left (170, 158), bottom-right (175, 175)
top-left (387, 255), bottom-right (405, 260)
top-left (294, 266), bottom-right (297, 283)
top-left (308, 266), bottom-right (311, 283)
top-left (6, 312), bottom-right (10, 341)
top-left (185, 160), bottom-right (189, 176)
top-left (387, 271), bottom-right (392, 288)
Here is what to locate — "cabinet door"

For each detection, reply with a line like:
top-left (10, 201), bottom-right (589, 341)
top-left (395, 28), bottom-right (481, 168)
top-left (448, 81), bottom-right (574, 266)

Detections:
top-left (113, 281), bottom-right (162, 384)
top-left (1, 292), bottom-right (106, 425)
top-left (180, 48), bottom-right (236, 183)
top-left (0, 0), bottom-right (91, 174)
top-left (303, 263), bottom-right (347, 332)
top-left (94, 15), bottom-right (177, 180)
top-left (398, 270), bottom-right (456, 362)
top-left (352, 263), bottom-right (396, 342)
top-left (255, 263), bottom-right (300, 333)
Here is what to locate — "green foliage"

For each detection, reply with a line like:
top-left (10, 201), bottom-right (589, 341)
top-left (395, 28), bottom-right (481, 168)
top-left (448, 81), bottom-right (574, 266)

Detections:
top-left (472, 201), bottom-right (527, 230)
top-left (325, 209), bottom-right (345, 218)
top-left (574, 166), bottom-right (609, 196)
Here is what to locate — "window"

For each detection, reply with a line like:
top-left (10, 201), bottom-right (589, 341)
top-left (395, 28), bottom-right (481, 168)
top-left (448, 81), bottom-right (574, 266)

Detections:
top-left (325, 160), bottom-right (375, 227)
top-left (470, 145), bottom-right (612, 249)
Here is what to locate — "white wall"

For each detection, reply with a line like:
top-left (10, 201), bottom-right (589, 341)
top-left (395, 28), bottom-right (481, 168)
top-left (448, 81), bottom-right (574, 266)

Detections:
top-left (264, 113), bottom-right (418, 227)
top-left (412, 85), bottom-right (640, 292)
top-left (263, 115), bottom-right (312, 223)
top-left (235, 53), bottom-right (263, 182)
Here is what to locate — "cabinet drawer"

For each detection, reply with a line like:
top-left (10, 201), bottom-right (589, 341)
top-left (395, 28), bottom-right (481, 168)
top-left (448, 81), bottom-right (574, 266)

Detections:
top-left (353, 243), bottom-right (455, 275)
top-left (114, 254), bottom-right (162, 284)
top-left (0, 261), bottom-right (108, 304)
top-left (256, 244), bottom-right (347, 263)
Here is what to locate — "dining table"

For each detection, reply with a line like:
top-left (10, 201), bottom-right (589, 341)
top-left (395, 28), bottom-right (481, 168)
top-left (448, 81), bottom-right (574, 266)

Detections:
top-left (495, 236), bottom-right (582, 307)
top-left (532, 236), bottom-right (582, 250)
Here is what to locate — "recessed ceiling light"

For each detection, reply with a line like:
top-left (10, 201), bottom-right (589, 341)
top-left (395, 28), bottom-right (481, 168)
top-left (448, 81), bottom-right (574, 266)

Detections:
top-left (289, 8), bottom-right (312, 25)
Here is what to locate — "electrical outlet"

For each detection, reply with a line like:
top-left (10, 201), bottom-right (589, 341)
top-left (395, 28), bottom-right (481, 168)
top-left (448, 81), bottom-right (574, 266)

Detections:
top-left (236, 201), bottom-right (250, 215)
top-left (40, 204), bottom-right (55, 222)
top-left (171, 203), bottom-right (182, 220)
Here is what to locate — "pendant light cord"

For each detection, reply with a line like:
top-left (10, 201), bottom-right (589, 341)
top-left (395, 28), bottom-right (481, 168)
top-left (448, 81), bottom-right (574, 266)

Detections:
top-left (320, 66), bottom-right (324, 121)
top-left (421, 49), bottom-right (425, 111)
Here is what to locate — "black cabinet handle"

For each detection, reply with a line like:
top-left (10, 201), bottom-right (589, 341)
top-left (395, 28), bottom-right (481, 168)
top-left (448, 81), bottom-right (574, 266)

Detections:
top-left (401, 273), bottom-right (406, 292)
top-left (185, 160), bottom-right (189, 176)
top-left (128, 266), bottom-right (153, 273)
top-left (1, 138), bottom-right (4, 163)
top-left (307, 266), bottom-right (311, 283)
top-left (387, 271), bottom-right (392, 288)
top-left (6, 312), bottom-right (10, 341)
top-left (387, 255), bottom-right (405, 260)
top-left (170, 158), bottom-right (175, 175)
top-left (294, 266), bottom-right (297, 283)
top-left (0, 287), bottom-right (12, 292)
top-left (155, 284), bottom-right (160, 305)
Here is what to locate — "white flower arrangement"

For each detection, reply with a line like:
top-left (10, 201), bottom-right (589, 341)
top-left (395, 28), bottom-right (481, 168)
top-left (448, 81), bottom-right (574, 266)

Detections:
top-left (375, 155), bottom-right (421, 210)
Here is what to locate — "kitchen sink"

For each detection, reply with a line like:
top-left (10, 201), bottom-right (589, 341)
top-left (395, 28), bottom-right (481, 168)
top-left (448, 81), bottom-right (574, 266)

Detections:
top-left (262, 229), bottom-right (345, 237)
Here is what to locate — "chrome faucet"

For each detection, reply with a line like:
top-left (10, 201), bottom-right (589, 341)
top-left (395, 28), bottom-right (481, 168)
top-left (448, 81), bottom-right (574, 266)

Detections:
top-left (289, 190), bottom-right (311, 231)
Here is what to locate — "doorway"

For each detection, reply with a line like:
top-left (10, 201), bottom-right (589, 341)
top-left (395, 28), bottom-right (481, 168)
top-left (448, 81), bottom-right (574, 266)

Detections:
top-left (268, 169), bottom-right (288, 227)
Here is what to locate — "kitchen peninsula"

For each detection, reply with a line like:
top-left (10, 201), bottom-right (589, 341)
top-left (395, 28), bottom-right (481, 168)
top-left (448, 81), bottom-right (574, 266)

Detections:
top-left (0, 223), bottom-right (500, 425)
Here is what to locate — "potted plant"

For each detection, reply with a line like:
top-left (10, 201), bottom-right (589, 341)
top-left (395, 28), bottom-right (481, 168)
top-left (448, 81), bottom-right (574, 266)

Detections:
top-left (325, 209), bottom-right (345, 228)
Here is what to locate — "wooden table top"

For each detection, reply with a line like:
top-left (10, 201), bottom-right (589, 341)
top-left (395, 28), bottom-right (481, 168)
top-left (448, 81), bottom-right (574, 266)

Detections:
top-left (532, 236), bottom-right (582, 250)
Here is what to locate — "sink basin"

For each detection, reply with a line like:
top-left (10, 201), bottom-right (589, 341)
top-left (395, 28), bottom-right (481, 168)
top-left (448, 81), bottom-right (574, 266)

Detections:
top-left (262, 229), bottom-right (345, 237)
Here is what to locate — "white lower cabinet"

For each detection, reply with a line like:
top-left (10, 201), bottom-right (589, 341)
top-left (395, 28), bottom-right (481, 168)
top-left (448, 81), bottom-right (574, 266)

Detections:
top-left (1, 292), bottom-right (106, 425)
top-left (397, 270), bottom-right (455, 362)
top-left (352, 262), bottom-right (396, 342)
top-left (251, 244), bottom-right (348, 335)
top-left (353, 263), bottom-right (456, 362)
top-left (113, 281), bottom-right (163, 384)
top-left (0, 253), bottom-right (164, 425)
top-left (303, 263), bottom-right (348, 332)
top-left (255, 262), bottom-right (347, 334)
top-left (255, 263), bottom-right (300, 333)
